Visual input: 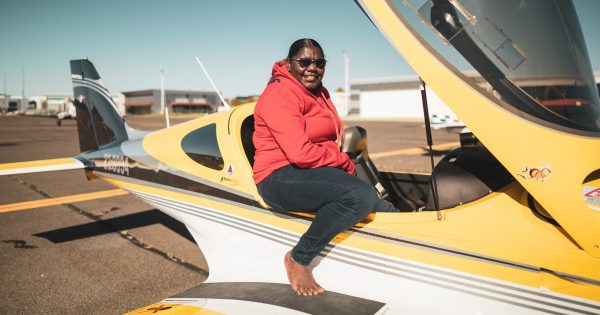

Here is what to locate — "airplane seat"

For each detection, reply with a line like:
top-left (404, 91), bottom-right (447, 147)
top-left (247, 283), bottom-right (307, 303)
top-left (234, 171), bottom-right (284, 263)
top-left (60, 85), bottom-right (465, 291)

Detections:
top-left (425, 133), bottom-right (514, 209)
top-left (241, 115), bottom-right (255, 167)
top-left (240, 115), bottom-right (272, 209)
top-left (342, 126), bottom-right (391, 200)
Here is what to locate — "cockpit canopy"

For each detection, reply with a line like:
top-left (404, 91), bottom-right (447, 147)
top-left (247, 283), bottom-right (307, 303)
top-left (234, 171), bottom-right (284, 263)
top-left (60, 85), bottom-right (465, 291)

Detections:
top-left (394, 0), bottom-right (600, 133)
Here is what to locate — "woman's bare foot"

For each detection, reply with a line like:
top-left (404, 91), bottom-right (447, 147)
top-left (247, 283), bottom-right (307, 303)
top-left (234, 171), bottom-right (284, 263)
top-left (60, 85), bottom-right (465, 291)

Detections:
top-left (284, 251), bottom-right (325, 296)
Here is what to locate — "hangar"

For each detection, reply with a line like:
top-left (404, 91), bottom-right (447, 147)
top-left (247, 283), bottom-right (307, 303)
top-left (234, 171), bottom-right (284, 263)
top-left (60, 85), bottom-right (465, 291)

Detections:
top-left (123, 89), bottom-right (221, 115)
top-left (350, 71), bottom-right (600, 119)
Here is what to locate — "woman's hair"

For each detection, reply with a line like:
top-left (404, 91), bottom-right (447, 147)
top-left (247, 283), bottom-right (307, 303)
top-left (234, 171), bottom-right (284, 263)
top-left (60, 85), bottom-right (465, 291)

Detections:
top-left (288, 38), bottom-right (325, 58)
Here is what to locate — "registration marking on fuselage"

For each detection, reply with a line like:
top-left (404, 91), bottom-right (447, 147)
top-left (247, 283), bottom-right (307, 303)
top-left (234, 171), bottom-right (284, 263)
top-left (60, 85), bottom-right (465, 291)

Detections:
top-left (0, 189), bottom-right (128, 213)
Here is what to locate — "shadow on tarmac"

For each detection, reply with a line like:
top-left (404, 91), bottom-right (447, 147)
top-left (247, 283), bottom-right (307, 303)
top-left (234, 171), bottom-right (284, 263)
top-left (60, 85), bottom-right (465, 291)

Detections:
top-left (420, 148), bottom-right (453, 157)
top-left (33, 209), bottom-right (195, 244)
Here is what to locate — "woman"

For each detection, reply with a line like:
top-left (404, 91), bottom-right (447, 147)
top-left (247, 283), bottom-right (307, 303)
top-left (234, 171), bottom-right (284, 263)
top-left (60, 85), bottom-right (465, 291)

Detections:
top-left (253, 38), bottom-right (397, 296)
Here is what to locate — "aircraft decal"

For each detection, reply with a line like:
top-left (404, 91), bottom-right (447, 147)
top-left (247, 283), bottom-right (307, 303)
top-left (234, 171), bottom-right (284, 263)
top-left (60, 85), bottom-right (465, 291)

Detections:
top-left (226, 164), bottom-right (234, 177)
top-left (220, 164), bottom-right (238, 184)
top-left (517, 165), bottom-right (551, 182)
top-left (583, 186), bottom-right (600, 211)
top-left (130, 303), bottom-right (175, 314)
top-left (145, 304), bottom-right (172, 313)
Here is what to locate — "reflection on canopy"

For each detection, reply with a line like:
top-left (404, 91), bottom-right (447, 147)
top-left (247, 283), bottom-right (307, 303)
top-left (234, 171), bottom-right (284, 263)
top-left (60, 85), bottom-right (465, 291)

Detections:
top-left (394, 0), bottom-right (600, 133)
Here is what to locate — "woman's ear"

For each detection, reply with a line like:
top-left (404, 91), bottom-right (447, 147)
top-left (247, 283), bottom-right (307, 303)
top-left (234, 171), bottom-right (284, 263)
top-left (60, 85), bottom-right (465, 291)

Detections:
top-left (283, 57), bottom-right (291, 71)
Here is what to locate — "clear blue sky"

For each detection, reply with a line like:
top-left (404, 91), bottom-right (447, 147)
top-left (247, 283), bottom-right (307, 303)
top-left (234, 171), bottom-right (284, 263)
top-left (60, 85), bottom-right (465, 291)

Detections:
top-left (1, 0), bottom-right (599, 98)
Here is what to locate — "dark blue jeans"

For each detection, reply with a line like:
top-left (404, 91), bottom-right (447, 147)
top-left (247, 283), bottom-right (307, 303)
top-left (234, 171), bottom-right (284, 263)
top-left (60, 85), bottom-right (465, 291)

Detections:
top-left (257, 165), bottom-right (397, 265)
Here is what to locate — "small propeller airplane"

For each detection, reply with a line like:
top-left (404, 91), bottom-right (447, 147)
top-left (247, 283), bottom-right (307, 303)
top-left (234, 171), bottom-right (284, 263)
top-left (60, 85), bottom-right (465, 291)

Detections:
top-left (2, 0), bottom-right (600, 313)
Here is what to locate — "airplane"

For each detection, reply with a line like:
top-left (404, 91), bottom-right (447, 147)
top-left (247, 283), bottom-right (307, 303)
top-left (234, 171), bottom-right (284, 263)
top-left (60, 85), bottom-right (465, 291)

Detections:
top-left (56, 98), bottom-right (77, 126)
top-left (2, 0), bottom-right (600, 313)
top-left (430, 114), bottom-right (467, 132)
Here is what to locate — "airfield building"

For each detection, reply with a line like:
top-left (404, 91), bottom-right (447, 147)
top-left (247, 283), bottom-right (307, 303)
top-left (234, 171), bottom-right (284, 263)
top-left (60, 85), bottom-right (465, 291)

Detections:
top-left (350, 71), bottom-right (600, 119)
top-left (23, 93), bottom-right (124, 116)
top-left (0, 94), bottom-right (30, 113)
top-left (351, 75), bottom-right (455, 119)
top-left (123, 89), bottom-right (221, 115)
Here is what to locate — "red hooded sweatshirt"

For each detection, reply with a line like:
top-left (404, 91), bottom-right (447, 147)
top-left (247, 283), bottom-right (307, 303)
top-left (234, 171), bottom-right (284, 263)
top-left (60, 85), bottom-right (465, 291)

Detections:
top-left (253, 61), bottom-right (354, 184)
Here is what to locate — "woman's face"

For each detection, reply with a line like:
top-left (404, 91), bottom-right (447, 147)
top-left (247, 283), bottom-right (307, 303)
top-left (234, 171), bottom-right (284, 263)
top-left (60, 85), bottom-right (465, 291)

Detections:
top-left (287, 46), bottom-right (325, 93)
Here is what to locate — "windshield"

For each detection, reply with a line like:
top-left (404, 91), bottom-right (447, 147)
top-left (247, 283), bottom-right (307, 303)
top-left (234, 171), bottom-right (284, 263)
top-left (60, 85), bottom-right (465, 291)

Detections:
top-left (392, 0), bottom-right (600, 133)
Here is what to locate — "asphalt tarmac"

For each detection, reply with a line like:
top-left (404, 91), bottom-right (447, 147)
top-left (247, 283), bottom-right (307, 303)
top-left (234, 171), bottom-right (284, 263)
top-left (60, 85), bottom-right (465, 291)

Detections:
top-left (0, 114), bottom-right (459, 314)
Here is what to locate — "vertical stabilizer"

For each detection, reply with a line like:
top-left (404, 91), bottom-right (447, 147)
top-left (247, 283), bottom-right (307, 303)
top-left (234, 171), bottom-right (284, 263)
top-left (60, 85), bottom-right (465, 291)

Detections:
top-left (70, 59), bottom-right (128, 152)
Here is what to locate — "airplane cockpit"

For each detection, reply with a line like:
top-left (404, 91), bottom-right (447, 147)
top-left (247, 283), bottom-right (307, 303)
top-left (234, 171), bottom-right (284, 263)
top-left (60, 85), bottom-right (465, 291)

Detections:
top-left (231, 106), bottom-right (514, 214)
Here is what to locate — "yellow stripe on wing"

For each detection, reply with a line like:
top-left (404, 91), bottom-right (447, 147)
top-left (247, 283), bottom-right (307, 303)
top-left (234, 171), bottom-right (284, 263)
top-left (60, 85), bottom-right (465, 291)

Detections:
top-left (0, 189), bottom-right (128, 213)
top-left (0, 157), bottom-right (78, 169)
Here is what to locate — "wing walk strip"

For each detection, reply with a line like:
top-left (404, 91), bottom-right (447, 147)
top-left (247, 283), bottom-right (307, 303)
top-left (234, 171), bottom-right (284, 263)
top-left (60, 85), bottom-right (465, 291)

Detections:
top-left (129, 189), bottom-right (600, 314)
top-left (0, 189), bottom-right (128, 213)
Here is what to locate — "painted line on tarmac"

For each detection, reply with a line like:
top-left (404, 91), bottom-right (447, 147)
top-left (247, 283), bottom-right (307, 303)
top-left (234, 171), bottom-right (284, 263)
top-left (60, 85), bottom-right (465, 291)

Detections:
top-left (0, 189), bottom-right (128, 213)
top-left (370, 141), bottom-right (460, 159)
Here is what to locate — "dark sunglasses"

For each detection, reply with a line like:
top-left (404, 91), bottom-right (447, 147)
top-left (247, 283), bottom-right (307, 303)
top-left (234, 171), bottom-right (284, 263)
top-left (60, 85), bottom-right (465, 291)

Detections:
top-left (291, 58), bottom-right (327, 69)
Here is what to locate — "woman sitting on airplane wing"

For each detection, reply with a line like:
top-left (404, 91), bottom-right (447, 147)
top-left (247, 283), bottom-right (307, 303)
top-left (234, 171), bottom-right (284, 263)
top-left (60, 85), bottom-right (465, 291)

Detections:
top-left (253, 38), bottom-right (398, 297)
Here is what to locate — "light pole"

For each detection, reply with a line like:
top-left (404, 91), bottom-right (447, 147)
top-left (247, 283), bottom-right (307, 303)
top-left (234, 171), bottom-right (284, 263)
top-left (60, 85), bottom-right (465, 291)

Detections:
top-left (3, 73), bottom-right (6, 112)
top-left (343, 49), bottom-right (350, 117)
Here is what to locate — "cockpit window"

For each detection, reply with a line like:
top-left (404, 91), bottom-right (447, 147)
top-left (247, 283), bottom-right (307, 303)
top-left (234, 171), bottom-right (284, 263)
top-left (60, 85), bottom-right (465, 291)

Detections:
top-left (182, 123), bottom-right (224, 170)
top-left (394, 0), bottom-right (600, 133)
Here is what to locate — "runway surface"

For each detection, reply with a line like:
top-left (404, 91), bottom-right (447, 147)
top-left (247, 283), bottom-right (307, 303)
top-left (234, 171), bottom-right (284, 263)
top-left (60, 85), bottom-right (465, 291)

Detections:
top-left (0, 114), bottom-right (459, 314)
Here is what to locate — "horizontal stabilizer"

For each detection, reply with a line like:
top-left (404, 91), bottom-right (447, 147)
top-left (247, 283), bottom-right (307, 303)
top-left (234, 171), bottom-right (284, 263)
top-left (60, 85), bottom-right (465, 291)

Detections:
top-left (0, 158), bottom-right (85, 176)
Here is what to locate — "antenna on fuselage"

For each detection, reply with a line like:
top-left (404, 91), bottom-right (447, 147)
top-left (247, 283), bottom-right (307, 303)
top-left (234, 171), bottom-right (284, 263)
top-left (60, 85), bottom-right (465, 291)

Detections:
top-left (420, 78), bottom-right (442, 220)
top-left (194, 56), bottom-right (231, 111)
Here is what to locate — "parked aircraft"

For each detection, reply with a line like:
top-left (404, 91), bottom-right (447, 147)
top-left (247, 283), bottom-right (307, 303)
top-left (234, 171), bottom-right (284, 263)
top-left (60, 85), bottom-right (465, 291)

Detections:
top-left (1, 0), bottom-right (599, 313)
top-left (56, 98), bottom-right (76, 126)
top-left (430, 114), bottom-right (466, 132)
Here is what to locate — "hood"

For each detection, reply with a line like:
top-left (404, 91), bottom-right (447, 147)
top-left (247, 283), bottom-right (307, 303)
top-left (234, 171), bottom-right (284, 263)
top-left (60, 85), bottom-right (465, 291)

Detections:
top-left (269, 61), bottom-right (324, 97)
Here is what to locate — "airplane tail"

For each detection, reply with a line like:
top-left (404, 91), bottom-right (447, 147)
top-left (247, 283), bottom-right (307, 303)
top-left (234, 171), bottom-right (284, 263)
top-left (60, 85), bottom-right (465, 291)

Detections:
top-left (70, 59), bottom-right (129, 153)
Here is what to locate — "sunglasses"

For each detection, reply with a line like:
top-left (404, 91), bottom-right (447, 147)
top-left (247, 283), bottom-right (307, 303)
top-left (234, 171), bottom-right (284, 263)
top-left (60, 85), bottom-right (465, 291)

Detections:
top-left (291, 58), bottom-right (327, 69)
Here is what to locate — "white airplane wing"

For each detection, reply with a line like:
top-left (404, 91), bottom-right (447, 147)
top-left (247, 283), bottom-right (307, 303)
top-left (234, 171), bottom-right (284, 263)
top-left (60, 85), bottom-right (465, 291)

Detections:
top-left (0, 158), bottom-right (85, 176)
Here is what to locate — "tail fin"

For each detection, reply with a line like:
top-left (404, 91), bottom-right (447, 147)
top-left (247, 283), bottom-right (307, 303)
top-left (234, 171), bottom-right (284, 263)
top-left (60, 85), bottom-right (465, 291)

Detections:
top-left (70, 59), bottom-right (128, 152)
